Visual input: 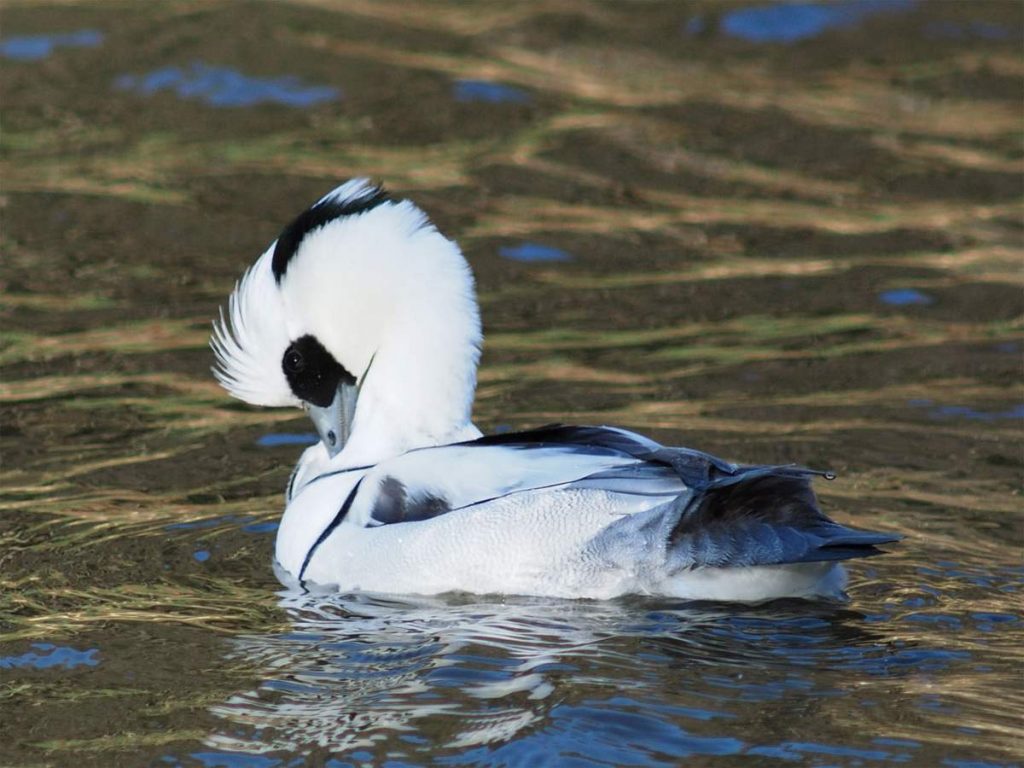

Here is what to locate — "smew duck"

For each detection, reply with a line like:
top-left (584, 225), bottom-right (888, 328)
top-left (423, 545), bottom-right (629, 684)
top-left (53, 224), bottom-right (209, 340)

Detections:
top-left (212, 179), bottom-right (899, 600)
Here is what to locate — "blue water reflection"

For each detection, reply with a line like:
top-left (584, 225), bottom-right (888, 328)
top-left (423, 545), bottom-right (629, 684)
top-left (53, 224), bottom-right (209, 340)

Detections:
top-left (499, 242), bottom-right (573, 262)
top-left (453, 79), bottom-right (531, 104)
top-left (878, 288), bottom-right (934, 306)
top-left (942, 759), bottom-right (1018, 768)
top-left (0, 643), bottom-right (99, 669)
top-left (0, 29), bottom-right (103, 60)
top-left (749, 740), bottom-right (909, 762)
top-left (907, 400), bottom-right (1024, 422)
top-left (256, 433), bottom-right (318, 447)
top-left (187, 753), bottom-right (291, 768)
top-left (929, 404), bottom-right (1024, 422)
top-left (114, 62), bottom-right (340, 108)
top-left (165, 514), bottom-right (277, 535)
top-left (719, 0), bottom-right (916, 44)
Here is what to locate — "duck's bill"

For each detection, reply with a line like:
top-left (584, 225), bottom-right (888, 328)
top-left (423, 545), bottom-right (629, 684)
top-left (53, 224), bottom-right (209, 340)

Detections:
top-left (305, 381), bottom-right (358, 459)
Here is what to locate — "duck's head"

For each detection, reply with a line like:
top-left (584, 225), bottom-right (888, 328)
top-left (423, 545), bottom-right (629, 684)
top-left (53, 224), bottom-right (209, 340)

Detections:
top-left (212, 179), bottom-right (482, 465)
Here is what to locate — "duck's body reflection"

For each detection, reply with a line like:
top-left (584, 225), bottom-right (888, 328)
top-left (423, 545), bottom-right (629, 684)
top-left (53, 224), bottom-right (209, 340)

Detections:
top-left (203, 592), bottom-right (883, 758)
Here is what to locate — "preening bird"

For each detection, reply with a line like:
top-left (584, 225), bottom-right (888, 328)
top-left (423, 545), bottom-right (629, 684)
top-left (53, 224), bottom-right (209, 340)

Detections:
top-left (212, 179), bottom-right (899, 600)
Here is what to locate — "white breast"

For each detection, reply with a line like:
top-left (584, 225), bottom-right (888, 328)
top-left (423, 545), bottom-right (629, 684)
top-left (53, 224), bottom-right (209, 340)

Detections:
top-left (275, 468), bottom-right (363, 578)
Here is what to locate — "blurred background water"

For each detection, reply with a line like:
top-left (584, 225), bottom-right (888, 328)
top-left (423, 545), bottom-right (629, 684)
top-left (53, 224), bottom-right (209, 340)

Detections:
top-left (1, 1), bottom-right (1022, 766)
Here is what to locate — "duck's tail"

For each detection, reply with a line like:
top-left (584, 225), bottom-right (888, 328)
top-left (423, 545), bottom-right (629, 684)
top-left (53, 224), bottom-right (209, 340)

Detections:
top-left (586, 462), bottom-right (900, 588)
top-left (664, 467), bottom-right (901, 572)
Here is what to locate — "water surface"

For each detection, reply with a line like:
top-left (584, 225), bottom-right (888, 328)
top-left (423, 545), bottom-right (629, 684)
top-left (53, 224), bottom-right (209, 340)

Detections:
top-left (2, 1), bottom-right (1022, 765)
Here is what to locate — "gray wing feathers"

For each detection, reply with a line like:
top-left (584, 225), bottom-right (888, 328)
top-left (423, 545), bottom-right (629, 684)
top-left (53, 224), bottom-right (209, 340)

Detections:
top-left (587, 461), bottom-right (900, 572)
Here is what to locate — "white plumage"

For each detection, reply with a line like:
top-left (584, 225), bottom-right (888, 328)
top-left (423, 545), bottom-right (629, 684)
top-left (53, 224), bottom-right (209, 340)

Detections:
top-left (213, 179), bottom-right (898, 601)
top-left (212, 249), bottom-right (295, 407)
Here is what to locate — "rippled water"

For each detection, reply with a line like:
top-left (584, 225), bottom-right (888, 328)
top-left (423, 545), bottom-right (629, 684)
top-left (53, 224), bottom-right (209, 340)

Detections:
top-left (2, 1), bottom-right (1022, 766)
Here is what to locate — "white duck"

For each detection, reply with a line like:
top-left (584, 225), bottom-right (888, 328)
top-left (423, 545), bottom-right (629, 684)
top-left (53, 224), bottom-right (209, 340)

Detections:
top-left (212, 179), bottom-right (899, 601)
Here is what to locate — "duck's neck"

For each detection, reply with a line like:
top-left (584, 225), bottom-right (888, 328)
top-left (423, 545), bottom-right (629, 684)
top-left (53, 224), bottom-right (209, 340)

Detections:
top-left (336, 299), bottom-right (482, 467)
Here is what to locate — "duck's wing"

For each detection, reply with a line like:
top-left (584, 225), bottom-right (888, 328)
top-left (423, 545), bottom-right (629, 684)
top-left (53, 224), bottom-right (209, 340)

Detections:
top-left (347, 425), bottom-right (693, 527)
top-left (352, 423), bottom-right (900, 571)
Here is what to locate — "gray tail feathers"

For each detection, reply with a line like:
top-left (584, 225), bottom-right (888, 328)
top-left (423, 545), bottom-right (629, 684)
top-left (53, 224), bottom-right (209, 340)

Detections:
top-left (666, 467), bottom-right (902, 570)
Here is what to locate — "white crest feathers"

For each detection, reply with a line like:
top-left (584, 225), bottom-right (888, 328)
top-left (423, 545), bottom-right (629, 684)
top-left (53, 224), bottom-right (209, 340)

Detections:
top-left (211, 248), bottom-right (297, 406)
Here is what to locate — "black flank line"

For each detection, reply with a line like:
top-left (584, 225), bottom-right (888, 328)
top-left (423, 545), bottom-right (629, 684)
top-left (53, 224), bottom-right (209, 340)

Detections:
top-left (298, 478), bottom-right (364, 583)
top-left (286, 465), bottom-right (299, 502)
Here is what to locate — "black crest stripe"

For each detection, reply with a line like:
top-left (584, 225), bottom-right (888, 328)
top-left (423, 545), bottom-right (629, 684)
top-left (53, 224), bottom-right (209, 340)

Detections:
top-left (298, 478), bottom-right (364, 584)
top-left (272, 183), bottom-right (390, 283)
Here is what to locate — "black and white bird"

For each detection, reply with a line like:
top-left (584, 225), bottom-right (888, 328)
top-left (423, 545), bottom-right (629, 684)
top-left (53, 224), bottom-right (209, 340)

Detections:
top-left (212, 179), bottom-right (899, 600)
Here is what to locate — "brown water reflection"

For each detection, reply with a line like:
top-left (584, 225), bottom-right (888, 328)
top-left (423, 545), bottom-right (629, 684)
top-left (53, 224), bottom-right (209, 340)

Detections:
top-left (1, 0), bottom-right (1022, 765)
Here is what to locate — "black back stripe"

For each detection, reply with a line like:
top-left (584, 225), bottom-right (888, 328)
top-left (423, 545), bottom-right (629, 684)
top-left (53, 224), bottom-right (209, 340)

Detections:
top-left (298, 478), bottom-right (364, 583)
top-left (302, 464), bottom-right (373, 488)
top-left (287, 463), bottom-right (374, 507)
top-left (460, 424), bottom-right (644, 450)
top-left (272, 184), bottom-right (390, 283)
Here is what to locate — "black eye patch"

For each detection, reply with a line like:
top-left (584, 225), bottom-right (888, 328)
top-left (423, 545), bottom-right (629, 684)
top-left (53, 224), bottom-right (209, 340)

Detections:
top-left (281, 335), bottom-right (356, 407)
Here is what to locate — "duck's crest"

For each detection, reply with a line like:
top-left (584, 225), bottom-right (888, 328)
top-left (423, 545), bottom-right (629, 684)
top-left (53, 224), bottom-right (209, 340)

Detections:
top-left (272, 179), bottom-right (389, 284)
top-left (211, 248), bottom-right (296, 407)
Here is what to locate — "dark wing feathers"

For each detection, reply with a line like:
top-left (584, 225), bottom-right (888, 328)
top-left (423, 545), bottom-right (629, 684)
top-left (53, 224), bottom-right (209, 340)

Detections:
top-left (368, 476), bottom-right (451, 525)
top-left (666, 469), bottom-right (902, 570)
top-left (464, 424), bottom-right (739, 485)
top-left (464, 424), bottom-right (663, 461)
